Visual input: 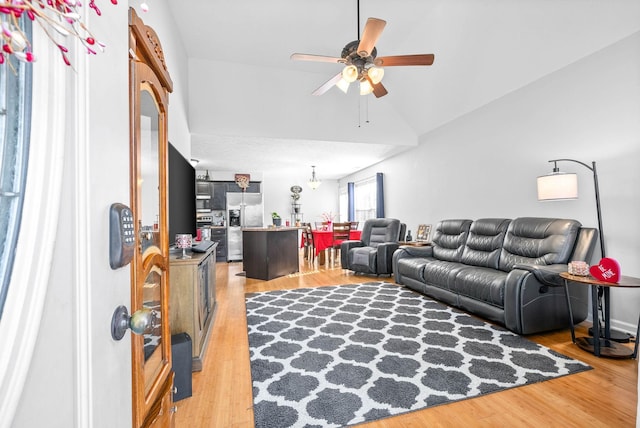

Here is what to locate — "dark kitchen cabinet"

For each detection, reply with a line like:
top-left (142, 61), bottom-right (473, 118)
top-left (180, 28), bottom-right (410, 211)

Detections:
top-left (225, 181), bottom-right (261, 193)
top-left (196, 180), bottom-right (213, 197)
top-left (242, 228), bottom-right (299, 280)
top-left (209, 227), bottom-right (227, 261)
top-left (211, 182), bottom-right (226, 210)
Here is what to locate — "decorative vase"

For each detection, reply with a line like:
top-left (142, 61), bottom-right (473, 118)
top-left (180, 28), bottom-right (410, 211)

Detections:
top-left (175, 234), bottom-right (192, 259)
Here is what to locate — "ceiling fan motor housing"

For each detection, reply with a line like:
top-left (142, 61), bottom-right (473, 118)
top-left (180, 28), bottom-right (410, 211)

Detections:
top-left (341, 40), bottom-right (377, 81)
top-left (341, 40), bottom-right (377, 60)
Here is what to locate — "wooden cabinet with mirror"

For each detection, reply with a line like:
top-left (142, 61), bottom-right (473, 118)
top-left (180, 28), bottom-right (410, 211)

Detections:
top-left (129, 8), bottom-right (175, 427)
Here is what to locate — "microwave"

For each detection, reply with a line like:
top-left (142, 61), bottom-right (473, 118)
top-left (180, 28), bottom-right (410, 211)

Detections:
top-left (196, 195), bottom-right (212, 212)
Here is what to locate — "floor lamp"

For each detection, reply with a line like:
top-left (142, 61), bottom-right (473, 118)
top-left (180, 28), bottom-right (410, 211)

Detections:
top-left (537, 158), bottom-right (628, 342)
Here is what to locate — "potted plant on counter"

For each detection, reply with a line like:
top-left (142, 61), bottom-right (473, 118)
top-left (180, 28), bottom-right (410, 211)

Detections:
top-left (271, 212), bottom-right (282, 227)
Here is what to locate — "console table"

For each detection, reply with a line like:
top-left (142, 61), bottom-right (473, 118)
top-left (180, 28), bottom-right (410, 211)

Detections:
top-left (560, 272), bottom-right (640, 359)
top-left (169, 243), bottom-right (217, 371)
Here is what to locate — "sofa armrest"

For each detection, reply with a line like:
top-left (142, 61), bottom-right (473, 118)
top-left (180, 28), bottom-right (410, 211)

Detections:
top-left (340, 240), bottom-right (364, 267)
top-left (397, 245), bottom-right (433, 258)
top-left (377, 242), bottom-right (401, 275)
top-left (392, 245), bottom-right (434, 283)
top-left (505, 263), bottom-right (589, 334)
top-left (341, 240), bottom-right (363, 251)
top-left (513, 263), bottom-right (567, 287)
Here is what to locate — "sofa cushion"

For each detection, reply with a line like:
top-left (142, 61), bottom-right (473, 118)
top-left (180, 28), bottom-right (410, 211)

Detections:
top-left (461, 218), bottom-right (511, 269)
top-left (431, 219), bottom-right (472, 262)
top-left (421, 259), bottom-right (466, 290)
top-left (396, 256), bottom-right (465, 290)
top-left (451, 266), bottom-right (507, 308)
top-left (499, 217), bottom-right (582, 272)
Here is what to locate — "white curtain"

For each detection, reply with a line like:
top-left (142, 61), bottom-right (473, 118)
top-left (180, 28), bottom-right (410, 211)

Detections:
top-left (354, 176), bottom-right (377, 222)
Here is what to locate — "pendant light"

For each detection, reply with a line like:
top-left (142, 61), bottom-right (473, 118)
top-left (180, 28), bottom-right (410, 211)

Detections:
top-left (308, 165), bottom-right (321, 190)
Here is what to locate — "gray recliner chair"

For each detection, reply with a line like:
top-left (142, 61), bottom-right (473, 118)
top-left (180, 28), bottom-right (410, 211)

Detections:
top-left (341, 218), bottom-right (402, 275)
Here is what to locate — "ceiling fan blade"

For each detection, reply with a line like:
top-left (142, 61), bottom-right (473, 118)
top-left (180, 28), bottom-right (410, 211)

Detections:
top-left (372, 82), bottom-right (388, 98)
top-left (291, 53), bottom-right (343, 64)
top-left (357, 18), bottom-right (386, 57)
top-left (375, 54), bottom-right (435, 67)
top-left (312, 72), bottom-right (343, 96)
top-left (366, 75), bottom-right (388, 98)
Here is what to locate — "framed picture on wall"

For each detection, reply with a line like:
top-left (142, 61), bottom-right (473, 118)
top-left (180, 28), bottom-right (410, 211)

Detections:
top-left (416, 224), bottom-right (432, 242)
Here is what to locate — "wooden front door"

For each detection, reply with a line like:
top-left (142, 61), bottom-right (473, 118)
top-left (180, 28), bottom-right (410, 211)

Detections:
top-left (129, 8), bottom-right (175, 427)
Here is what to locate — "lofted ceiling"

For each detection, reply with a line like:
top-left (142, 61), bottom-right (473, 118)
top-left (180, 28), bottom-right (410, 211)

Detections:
top-left (167, 0), bottom-right (640, 180)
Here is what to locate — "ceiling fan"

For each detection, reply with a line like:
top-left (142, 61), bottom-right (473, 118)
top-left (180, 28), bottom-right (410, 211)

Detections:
top-left (290, 3), bottom-right (435, 98)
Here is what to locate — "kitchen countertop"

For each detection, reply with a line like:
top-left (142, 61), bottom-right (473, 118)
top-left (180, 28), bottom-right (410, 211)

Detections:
top-left (242, 227), bottom-right (303, 232)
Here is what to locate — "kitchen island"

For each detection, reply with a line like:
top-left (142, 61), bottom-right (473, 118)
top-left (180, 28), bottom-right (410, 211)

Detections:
top-left (242, 227), bottom-right (301, 280)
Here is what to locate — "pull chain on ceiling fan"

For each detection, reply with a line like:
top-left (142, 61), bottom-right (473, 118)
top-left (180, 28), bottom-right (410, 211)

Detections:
top-left (290, 0), bottom-right (435, 98)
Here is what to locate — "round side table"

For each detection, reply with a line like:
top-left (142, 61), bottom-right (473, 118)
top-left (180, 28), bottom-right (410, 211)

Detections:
top-left (560, 272), bottom-right (640, 359)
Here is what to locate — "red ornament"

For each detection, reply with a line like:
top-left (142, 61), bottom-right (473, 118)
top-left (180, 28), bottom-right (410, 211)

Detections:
top-left (86, 37), bottom-right (95, 45)
top-left (589, 257), bottom-right (621, 283)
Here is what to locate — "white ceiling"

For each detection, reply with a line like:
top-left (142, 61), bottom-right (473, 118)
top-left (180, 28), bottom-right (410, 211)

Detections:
top-left (167, 0), bottom-right (640, 180)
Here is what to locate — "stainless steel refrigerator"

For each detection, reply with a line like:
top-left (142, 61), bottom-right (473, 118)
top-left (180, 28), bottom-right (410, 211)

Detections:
top-left (226, 192), bottom-right (264, 261)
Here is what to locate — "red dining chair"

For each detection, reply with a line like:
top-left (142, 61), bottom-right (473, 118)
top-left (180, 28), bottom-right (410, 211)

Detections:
top-left (331, 222), bottom-right (351, 263)
top-left (302, 223), bottom-right (315, 262)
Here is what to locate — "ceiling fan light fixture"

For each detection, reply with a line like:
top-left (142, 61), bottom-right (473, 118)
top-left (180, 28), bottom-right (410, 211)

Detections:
top-left (367, 66), bottom-right (384, 84)
top-left (335, 78), bottom-right (350, 94)
top-left (342, 65), bottom-right (359, 83)
top-left (360, 79), bottom-right (374, 95)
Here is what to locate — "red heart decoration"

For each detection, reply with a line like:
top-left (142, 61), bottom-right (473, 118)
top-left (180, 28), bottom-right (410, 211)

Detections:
top-left (589, 257), bottom-right (621, 283)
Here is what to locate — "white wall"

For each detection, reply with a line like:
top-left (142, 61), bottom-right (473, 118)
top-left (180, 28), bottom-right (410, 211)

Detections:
top-left (188, 58), bottom-right (418, 147)
top-left (262, 170), bottom-right (340, 227)
top-left (341, 32), bottom-right (640, 333)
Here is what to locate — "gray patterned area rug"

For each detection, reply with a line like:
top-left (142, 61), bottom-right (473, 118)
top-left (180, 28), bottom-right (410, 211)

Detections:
top-left (245, 282), bottom-right (591, 428)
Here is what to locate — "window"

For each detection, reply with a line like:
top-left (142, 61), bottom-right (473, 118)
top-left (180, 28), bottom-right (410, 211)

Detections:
top-left (0, 18), bottom-right (33, 319)
top-left (338, 185), bottom-right (348, 222)
top-left (354, 176), bottom-right (377, 222)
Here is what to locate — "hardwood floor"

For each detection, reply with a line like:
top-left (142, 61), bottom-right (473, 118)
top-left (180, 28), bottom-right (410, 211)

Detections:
top-left (174, 251), bottom-right (638, 427)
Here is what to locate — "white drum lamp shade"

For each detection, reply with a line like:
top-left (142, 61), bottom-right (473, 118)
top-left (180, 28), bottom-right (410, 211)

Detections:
top-left (537, 172), bottom-right (578, 200)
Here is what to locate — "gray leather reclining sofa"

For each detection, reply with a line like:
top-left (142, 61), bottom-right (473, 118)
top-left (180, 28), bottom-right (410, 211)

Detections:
top-left (392, 217), bottom-right (597, 335)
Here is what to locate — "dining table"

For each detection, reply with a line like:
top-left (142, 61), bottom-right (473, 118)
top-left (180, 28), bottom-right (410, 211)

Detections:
top-left (303, 229), bottom-right (362, 265)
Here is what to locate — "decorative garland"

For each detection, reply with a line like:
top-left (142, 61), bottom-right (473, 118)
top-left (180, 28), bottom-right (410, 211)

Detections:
top-left (0, 1), bottom-right (148, 68)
